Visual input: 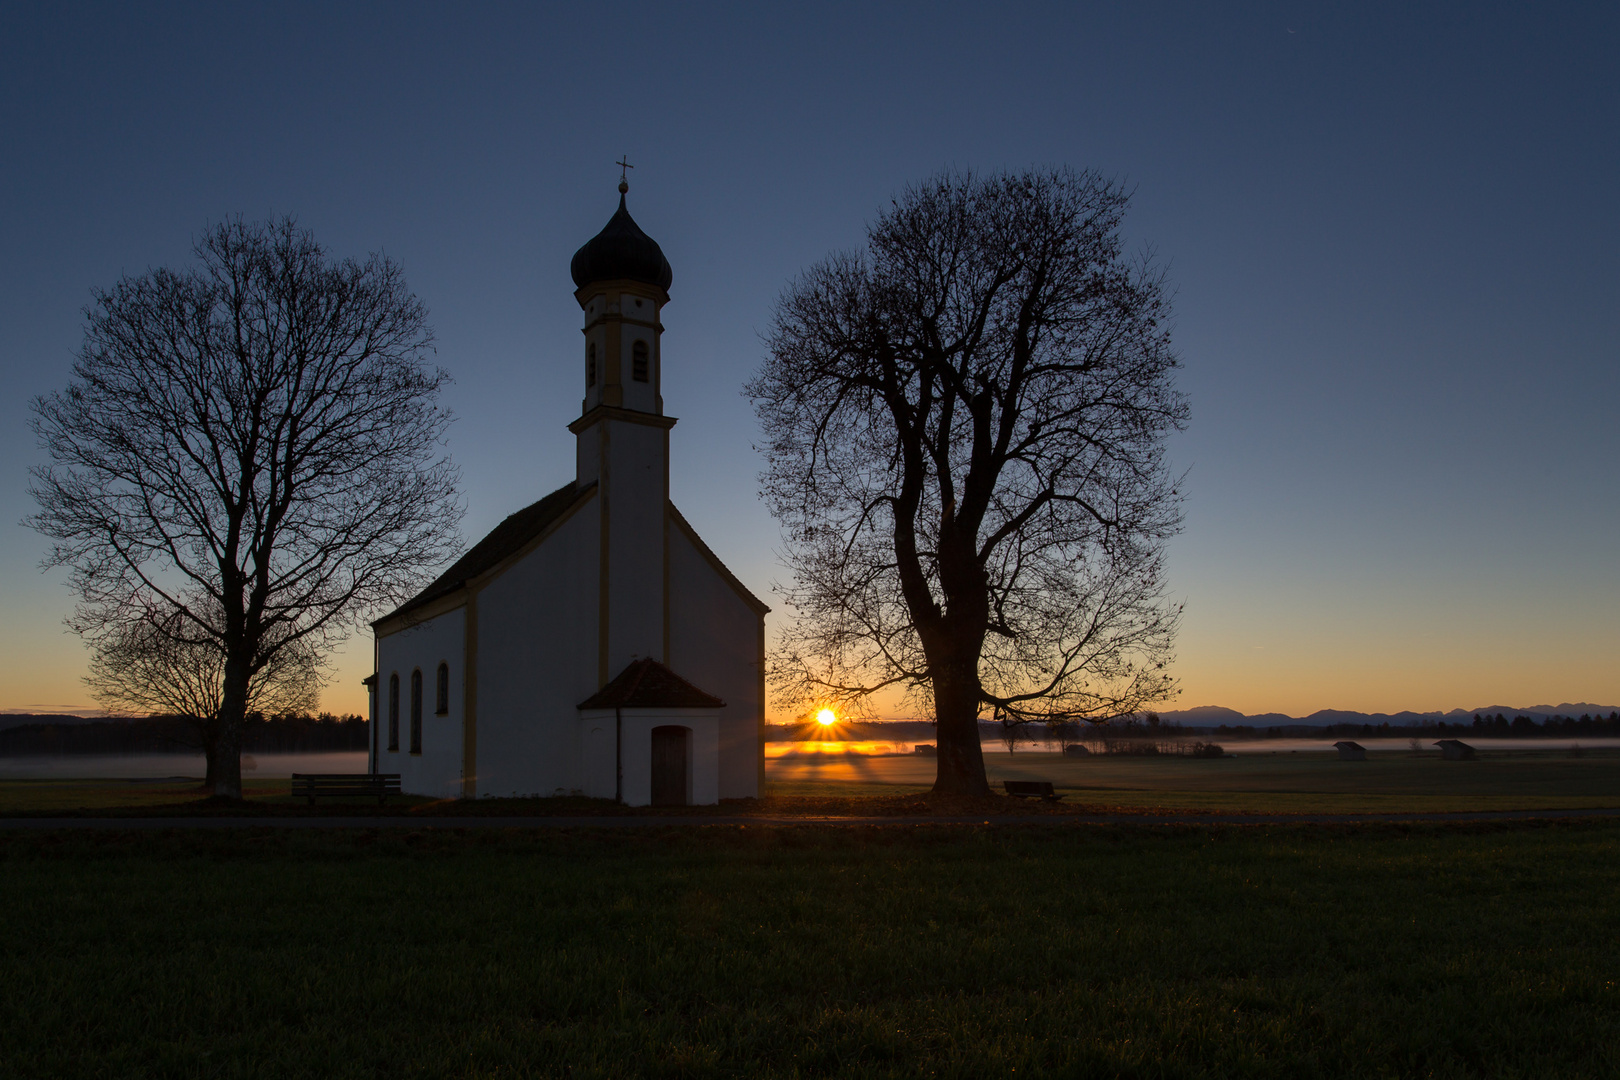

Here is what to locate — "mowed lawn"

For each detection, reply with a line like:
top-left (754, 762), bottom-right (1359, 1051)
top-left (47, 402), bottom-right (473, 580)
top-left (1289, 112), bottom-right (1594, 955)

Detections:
top-left (768, 749), bottom-right (1620, 812)
top-left (1, 822), bottom-right (1616, 1078)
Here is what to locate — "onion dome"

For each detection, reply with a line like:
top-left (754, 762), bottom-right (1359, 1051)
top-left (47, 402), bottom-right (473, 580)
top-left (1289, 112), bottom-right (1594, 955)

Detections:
top-left (569, 190), bottom-right (673, 293)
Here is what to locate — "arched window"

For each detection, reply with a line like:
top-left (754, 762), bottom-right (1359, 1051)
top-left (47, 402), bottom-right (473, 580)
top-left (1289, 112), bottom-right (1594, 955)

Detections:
top-left (387, 673), bottom-right (400, 752)
top-left (409, 669), bottom-right (423, 754)
top-left (586, 342), bottom-right (597, 388)
top-left (435, 662), bottom-right (449, 715)
top-left (632, 339), bottom-right (649, 382)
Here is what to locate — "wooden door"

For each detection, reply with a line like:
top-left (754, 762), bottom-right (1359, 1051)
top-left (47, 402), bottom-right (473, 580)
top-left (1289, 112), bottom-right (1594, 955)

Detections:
top-left (650, 725), bottom-right (689, 807)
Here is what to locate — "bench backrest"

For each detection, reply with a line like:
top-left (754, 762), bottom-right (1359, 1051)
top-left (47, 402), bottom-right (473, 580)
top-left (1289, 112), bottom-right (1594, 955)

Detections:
top-left (1003, 780), bottom-right (1055, 796)
top-left (290, 773), bottom-right (401, 790)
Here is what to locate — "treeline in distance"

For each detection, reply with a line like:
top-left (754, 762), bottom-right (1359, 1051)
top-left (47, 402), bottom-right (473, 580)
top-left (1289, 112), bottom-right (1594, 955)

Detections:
top-left (0, 713), bottom-right (368, 756)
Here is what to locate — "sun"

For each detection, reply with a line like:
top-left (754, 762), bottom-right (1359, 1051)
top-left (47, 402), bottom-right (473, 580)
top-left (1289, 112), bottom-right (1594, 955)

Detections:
top-left (815, 708), bottom-right (837, 727)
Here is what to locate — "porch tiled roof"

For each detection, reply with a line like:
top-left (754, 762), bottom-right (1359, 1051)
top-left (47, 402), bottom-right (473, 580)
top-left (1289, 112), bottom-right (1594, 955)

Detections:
top-left (578, 658), bottom-right (725, 710)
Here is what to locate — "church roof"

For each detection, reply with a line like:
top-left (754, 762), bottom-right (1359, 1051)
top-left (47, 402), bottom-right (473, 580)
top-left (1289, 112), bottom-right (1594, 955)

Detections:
top-left (379, 480), bottom-right (592, 623)
top-left (570, 194), bottom-right (673, 293)
top-left (578, 658), bottom-right (726, 710)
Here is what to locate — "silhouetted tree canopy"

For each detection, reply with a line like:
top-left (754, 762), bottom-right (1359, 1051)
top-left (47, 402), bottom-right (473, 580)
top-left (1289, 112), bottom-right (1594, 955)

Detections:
top-left (750, 168), bottom-right (1187, 795)
top-left (29, 217), bottom-right (463, 798)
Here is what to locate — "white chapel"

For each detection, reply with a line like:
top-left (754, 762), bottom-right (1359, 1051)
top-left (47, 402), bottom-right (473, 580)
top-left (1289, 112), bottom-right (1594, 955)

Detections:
top-left (367, 181), bottom-right (768, 805)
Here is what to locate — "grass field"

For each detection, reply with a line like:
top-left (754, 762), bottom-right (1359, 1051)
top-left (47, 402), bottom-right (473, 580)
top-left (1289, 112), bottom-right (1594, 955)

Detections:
top-left (770, 748), bottom-right (1620, 813)
top-left (1, 820), bottom-right (1616, 1078)
top-left (2, 748), bottom-right (1618, 816)
top-left (0, 777), bottom-right (315, 813)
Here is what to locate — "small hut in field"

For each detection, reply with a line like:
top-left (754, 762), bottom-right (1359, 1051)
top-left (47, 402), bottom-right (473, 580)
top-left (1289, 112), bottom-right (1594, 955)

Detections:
top-left (1434, 739), bottom-right (1477, 761)
top-left (1334, 741), bottom-right (1367, 761)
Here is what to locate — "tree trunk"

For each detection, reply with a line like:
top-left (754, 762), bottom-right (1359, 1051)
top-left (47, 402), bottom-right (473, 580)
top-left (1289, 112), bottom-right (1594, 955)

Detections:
top-left (197, 717), bottom-right (221, 792)
top-left (213, 656), bottom-right (249, 801)
top-left (931, 666), bottom-right (991, 796)
top-left (926, 517), bottom-right (994, 796)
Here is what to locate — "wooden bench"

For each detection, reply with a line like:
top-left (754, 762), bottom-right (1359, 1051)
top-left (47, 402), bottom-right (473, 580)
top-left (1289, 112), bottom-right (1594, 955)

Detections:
top-left (1002, 780), bottom-right (1064, 801)
top-left (290, 773), bottom-right (401, 805)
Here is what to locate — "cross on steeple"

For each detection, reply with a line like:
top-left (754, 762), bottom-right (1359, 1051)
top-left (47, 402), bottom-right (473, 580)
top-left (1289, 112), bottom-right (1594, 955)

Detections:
top-left (616, 156), bottom-right (633, 193)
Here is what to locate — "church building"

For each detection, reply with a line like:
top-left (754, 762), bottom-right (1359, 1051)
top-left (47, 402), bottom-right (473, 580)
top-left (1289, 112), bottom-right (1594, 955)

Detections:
top-left (368, 180), bottom-right (768, 805)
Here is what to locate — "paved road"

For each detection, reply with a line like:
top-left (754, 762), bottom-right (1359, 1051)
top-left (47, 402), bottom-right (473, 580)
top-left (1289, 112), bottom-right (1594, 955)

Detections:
top-left (2, 807), bottom-right (1618, 829)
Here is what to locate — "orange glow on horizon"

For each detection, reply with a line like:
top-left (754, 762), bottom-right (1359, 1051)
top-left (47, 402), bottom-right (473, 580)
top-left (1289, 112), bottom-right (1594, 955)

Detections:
top-left (766, 740), bottom-right (914, 758)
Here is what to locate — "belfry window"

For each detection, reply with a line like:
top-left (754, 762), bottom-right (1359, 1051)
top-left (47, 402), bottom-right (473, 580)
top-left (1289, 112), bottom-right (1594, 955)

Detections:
top-left (409, 669), bottom-right (423, 754)
top-left (632, 340), bottom-right (649, 382)
top-left (586, 342), bottom-right (597, 388)
top-left (436, 662), bottom-right (449, 715)
top-left (387, 674), bottom-right (400, 752)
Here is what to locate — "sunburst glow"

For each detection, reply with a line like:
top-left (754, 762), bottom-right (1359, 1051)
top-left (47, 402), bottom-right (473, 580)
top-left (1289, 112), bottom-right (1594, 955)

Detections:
top-left (815, 708), bottom-right (837, 727)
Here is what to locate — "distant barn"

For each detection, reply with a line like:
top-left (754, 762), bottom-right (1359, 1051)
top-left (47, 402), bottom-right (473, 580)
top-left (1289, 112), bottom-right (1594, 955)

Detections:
top-left (1334, 740), bottom-right (1366, 761)
top-left (1063, 744), bottom-right (1091, 757)
top-left (1434, 739), bottom-right (1477, 761)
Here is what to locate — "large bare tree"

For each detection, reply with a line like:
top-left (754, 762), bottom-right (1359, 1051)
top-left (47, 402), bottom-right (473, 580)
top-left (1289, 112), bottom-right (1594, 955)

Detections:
top-left (30, 217), bottom-right (463, 799)
top-left (750, 169), bottom-right (1187, 796)
top-left (84, 597), bottom-right (323, 789)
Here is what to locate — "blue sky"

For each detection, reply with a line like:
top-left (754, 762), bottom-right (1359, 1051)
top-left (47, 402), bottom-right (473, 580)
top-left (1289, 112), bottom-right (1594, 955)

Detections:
top-left (1, 2), bottom-right (1614, 716)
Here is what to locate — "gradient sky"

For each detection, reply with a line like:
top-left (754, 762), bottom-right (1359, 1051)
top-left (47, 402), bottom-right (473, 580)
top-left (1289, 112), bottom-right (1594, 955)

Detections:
top-left (2, 3), bottom-right (1615, 718)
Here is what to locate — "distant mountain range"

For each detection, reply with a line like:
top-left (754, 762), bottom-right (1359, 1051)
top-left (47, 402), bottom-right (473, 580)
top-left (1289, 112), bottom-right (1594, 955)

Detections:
top-left (1152, 703), bottom-right (1620, 729)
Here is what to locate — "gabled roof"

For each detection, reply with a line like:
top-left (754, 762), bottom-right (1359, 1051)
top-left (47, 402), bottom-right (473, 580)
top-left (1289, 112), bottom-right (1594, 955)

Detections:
top-left (578, 658), bottom-right (725, 710)
top-left (667, 503), bottom-right (771, 616)
top-left (378, 481), bottom-right (593, 624)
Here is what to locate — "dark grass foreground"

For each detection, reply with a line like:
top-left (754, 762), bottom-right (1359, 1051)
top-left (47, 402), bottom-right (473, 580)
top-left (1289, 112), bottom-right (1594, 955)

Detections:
top-left (0, 783), bottom-right (1145, 818)
top-left (1, 822), bottom-right (1616, 1078)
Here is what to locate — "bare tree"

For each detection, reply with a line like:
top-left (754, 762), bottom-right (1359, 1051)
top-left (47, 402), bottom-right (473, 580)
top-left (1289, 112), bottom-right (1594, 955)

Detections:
top-left (30, 217), bottom-right (463, 799)
top-left (995, 706), bottom-right (1029, 754)
top-left (1046, 717), bottom-right (1080, 755)
top-left (750, 169), bottom-right (1186, 796)
top-left (85, 597), bottom-right (323, 788)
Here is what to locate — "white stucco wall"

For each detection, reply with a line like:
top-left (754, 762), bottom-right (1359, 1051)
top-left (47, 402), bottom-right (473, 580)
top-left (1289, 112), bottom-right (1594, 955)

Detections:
top-left (580, 293), bottom-right (608, 416)
top-left (473, 492), bottom-right (600, 797)
top-left (601, 419), bottom-right (667, 673)
top-left (375, 606), bottom-right (465, 799)
top-left (617, 292), bottom-right (660, 415)
top-left (578, 711), bottom-right (617, 799)
top-left (579, 708), bottom-right (719, 806)
top-left (667, 516), bottom-right (765, 799)
top-left (575, 420), bottom-right (602, 485)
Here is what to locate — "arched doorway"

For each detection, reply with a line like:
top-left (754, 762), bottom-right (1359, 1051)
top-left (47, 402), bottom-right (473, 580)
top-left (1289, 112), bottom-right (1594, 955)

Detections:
top-left (650, 725), bottom-right (690, 807)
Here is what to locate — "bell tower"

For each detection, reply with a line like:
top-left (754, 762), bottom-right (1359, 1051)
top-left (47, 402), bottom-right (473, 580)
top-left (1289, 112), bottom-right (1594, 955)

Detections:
top-left (570, 168), bottom-right (671, 423)
top-left (567, 170), bottom-right (677, 684)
